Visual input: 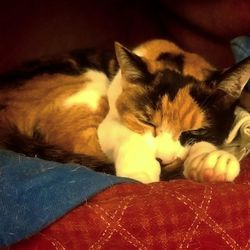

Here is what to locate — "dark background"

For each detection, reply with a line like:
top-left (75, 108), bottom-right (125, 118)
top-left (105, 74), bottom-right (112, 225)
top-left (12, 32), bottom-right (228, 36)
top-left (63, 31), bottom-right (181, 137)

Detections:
top-left (0, 0), bottom-right (249, 73)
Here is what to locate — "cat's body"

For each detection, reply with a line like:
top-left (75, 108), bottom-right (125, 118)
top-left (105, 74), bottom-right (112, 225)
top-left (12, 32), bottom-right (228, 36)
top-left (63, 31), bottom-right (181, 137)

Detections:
top-left (0, 39), bottom-right (249, 183)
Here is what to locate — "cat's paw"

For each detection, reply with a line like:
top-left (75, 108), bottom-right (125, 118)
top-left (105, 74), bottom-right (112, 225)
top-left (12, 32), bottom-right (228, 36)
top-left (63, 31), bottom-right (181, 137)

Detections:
top-left (184, 143), bottom-right (240, 182)
top-left (116, 159), bottom-right (161, 184)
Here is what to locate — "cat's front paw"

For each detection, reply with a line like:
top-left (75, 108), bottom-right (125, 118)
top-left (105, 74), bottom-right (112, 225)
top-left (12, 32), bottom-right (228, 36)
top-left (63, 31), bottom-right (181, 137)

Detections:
top-left (184, 148), bottom-right (240, 182)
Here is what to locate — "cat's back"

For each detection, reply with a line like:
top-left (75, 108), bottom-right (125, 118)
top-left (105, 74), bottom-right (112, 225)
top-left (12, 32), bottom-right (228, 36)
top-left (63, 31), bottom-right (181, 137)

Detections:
top-left (0, 49), bottom-right (113, 142)
top-left (134, 39), bottom-right (215, 81)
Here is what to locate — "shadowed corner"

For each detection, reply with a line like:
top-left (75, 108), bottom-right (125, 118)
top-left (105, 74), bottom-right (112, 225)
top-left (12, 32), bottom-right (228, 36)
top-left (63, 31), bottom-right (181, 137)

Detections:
top-left (160, 158), bottom-right (185, 181)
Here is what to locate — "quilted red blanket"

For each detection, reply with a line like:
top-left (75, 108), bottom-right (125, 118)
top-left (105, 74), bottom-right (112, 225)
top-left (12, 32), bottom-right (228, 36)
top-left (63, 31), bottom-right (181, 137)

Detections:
top-left (5, 154), bottom-right (250, 250)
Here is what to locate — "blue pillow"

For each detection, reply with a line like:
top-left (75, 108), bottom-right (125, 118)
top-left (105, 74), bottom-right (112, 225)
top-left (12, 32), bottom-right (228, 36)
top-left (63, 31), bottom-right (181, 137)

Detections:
top-left (0, 149), bottom-right (136, 246)
top-left (231, 36), bottom-right (250, 91)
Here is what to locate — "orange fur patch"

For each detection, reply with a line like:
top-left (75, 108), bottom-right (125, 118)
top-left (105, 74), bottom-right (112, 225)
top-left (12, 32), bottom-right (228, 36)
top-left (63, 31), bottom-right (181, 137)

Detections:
top-left (116, 83), bottom-right (154, 134)
top-left (154, 86), bottom-right (207, 139)
top-left (119, 113), bottom-right (152, 134)
top-left (0, 72), bottom-right (109, 161)
top-left (134, 39), bottom-right (215, 81)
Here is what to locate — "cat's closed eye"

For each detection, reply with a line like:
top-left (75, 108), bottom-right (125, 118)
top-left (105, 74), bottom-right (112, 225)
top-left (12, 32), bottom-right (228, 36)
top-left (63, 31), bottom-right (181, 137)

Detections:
top-left (139, 119), bottom-right (156, 128)
top-left (138, 118), bottom-right (157, 136)
top-left (179, 128), bottom-right (208, 146)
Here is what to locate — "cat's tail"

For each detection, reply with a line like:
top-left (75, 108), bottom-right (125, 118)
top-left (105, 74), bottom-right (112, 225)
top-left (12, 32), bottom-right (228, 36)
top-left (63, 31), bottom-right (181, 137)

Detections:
top-left (0, 125), bottom-right (115, 175)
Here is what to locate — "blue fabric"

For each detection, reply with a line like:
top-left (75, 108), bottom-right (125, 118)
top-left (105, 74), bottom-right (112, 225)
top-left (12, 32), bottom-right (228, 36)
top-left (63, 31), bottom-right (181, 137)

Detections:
top-left (231, 36), bottom-right (250, 91)
top-left (0, 149), bottom-right (136, 246)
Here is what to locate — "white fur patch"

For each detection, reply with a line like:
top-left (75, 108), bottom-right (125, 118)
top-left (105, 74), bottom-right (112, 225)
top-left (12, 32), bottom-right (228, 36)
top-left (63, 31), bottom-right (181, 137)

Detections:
top-left (98, 117), bottom-right (160, 183)
top-left (98, 111), bottom-right (188, 183)
top-left (155, 132), bottom-right (188, 165)
top-left (115, 132), bottom-right (160, 183)
top-left (64, 70), bottom-right (109, 111)
top-left (183, 141), bottom-right (240, 182)
top-left (106, 71), bottom-right (123, 117)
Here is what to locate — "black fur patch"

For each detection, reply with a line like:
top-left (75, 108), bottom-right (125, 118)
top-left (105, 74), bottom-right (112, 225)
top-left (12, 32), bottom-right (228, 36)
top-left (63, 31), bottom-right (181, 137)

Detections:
top-left (70, 48), bottom-right (117, 78)
top-left (120, 47), bottom-right (153, 84)
top-left (150, 69), bottom-right (198, 102)
top-left (157, 52), bottom-right (184, 72)
top-left (189, 86), bottom-right (236, 145)
top-left (0, 58), bottom-right (80, 89)
top-left (0, 126), bottom-right (115, 174)
top-left (179, 128), bottom-right (217, 146)
top-left (160, 166), bottom-right (184, 181)
top-left (0, 48), bottom-right (116, 89)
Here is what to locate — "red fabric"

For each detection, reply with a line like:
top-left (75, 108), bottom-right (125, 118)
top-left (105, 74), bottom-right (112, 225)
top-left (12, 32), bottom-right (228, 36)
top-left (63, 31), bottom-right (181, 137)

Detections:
top-left (4, 154), bottom-right (250, 250)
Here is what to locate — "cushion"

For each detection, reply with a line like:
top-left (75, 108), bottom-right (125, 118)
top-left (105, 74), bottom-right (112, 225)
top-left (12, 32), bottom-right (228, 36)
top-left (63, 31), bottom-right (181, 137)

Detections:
top-left (4, 154), bottom-right (250, 250)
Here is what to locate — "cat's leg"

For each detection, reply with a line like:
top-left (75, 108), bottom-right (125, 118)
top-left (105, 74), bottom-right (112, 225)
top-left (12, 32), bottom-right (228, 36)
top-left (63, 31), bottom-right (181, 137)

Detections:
top-left (115, 133), bottom-right (161, 183)
top-left (183, 142), bottom-right (240, 182)
top-left (98, 118), bottom-right (160, 183)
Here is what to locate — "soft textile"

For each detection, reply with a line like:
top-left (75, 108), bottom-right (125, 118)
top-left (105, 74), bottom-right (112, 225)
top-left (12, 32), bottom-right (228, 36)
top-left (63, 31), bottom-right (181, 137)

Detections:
top-left (224, 106), bottom-right (250, 160)
top-left (4, 154), bottom-right (250, 250)
top-left (0, 150), bottom-right (135, 246)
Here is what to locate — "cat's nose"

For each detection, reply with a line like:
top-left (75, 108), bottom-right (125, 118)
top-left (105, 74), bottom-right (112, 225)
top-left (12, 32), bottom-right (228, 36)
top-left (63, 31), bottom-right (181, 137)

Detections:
top-left (156, 158), bottom-right (163, 165)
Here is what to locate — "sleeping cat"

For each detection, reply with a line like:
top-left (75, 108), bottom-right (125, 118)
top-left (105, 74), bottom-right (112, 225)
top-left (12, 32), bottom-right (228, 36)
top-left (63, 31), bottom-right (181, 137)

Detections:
top-left (0, 39), bottom-right (249, 183)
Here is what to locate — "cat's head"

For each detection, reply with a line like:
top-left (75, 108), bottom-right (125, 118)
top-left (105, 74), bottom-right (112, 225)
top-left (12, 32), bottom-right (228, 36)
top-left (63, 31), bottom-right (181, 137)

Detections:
top-left (114, 40), bottom-right (250, 168)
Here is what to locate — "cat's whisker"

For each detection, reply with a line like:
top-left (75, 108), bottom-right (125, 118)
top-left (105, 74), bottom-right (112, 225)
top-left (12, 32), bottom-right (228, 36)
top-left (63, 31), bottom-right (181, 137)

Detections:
top-left (222, 144), bottom-right (241, 148)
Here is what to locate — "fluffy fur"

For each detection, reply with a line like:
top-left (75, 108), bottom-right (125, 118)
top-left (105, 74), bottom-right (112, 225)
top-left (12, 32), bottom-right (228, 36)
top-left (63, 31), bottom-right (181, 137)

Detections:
top-left (0, 39), bottom-right (249, 183)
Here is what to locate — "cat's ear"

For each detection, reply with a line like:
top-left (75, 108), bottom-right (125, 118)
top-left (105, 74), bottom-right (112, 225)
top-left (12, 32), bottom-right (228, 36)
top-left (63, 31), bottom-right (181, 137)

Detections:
top-left (216, 57), bottom-right (250, 99)
top-left (115, 42), bottom-right (151, 83)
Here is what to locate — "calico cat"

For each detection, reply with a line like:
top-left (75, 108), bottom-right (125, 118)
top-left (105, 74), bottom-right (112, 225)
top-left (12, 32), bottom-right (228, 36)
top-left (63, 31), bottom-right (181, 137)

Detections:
top-left (0, 39), bottom-right (249, 183)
